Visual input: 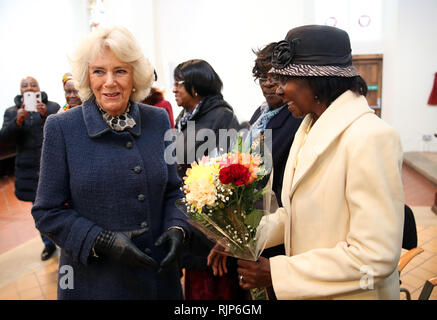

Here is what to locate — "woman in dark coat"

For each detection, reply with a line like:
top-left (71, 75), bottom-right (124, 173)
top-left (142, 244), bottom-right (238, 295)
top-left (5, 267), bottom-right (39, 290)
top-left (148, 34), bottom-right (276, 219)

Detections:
top-left (172, 59), bottom-right (242, 299)
top-left (248, 43), bottom-right (302, 207)
top-left (31, 26), bottom-right (190, 300)
top-left (0, 76), bottom-right (60, 260)
top-left (173, 59), bottom-right (240, 178)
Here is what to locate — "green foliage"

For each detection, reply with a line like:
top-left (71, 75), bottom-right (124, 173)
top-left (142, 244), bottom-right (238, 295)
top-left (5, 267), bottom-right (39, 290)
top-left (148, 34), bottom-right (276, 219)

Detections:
top-left (244, 209), bottom-right (263, 231)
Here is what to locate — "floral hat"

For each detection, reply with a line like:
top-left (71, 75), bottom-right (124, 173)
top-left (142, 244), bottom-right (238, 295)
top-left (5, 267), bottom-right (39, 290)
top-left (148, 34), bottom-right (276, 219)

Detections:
top-left (271, 25), bottom-right (360, 77)
top-left (62, 72), bottom-right (73, 86)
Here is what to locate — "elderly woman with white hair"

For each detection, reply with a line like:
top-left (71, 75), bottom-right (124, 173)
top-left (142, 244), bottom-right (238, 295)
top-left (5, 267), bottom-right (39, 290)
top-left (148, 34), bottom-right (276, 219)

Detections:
top-left (32, 26), bottom-right (190, 299)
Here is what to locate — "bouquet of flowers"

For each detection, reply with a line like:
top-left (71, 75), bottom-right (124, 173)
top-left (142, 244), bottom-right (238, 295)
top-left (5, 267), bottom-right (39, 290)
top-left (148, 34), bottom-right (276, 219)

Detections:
top-left (176, 137), bottom-right (278, 300)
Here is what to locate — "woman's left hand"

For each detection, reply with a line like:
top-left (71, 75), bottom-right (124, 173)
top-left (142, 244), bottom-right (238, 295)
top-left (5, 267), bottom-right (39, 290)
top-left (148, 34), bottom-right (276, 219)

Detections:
top-left (154, 228), bottom-right (184, 273)
top-left (207, 242), bottom-right (228, 276)
top-left (237, 256), bottom-right (272, 290)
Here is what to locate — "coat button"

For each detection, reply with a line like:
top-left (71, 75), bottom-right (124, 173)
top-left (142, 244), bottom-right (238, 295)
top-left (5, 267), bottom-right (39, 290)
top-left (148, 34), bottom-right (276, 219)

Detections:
top-left (126, 141), bottom-right (133, 149)
top-left (138, 194), bottom-right (145, 202)
top-left (134, 166), bottom-right (142, 173)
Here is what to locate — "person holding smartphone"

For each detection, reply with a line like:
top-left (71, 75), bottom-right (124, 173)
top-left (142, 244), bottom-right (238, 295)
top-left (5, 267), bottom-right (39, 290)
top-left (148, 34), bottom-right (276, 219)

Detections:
top-left (0, 76), bottom-right (60, 260)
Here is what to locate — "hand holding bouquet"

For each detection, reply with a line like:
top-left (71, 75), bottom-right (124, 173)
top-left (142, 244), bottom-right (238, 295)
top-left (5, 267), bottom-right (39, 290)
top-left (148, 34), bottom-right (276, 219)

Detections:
top-left (176, 140), bottom-right (278, 299)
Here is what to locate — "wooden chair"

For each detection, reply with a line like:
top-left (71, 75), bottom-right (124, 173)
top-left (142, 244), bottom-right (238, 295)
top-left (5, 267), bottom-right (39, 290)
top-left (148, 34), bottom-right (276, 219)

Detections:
top-left (398, 205), bottom-right (424, 300)
top-left (399, 248), bottom-right (424, 299)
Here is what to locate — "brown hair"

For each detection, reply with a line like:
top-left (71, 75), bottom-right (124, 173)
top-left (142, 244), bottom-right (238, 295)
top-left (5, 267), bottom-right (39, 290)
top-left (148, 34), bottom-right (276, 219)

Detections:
top-left (143, 87), bottom-right (164, 105)
top-left (252, 42), bottom-right (277, 79)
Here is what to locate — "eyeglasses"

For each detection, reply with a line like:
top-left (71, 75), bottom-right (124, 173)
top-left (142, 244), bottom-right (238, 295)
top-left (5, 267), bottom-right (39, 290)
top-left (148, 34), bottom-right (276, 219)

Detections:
top-left (256, 78), bottom-right (268, 85)
top-left (273, 74), bottom-right (293, 85)
top-left (267, 74), bottom-right (291, 85)
top-left (255, 75), bottom-right (280, 85)
top-left (173, 80), bottom-right (185, 87)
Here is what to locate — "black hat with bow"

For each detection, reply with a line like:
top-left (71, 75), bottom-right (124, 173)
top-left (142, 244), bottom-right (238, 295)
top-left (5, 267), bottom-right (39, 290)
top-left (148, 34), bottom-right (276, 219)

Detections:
top-left (271, 25), bottom-right (360, 77)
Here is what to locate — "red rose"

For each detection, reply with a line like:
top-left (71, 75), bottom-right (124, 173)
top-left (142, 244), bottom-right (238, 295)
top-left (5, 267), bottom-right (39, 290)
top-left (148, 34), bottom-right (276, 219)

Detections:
top-left (219, 164), bottom-right (250, 186)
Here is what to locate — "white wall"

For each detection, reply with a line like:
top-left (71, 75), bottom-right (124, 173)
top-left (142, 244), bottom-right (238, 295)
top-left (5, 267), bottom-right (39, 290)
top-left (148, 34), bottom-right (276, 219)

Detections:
top-left (388, 0), bottom-right (437, 152)
top-left (0, 0), bottom-right (88, 122)
top-left (100, 0), bottom-right (156, 66)
top-left (152, 0), bottom-right (304, 123)
top-left (1, 0), bottom-right (436, 151)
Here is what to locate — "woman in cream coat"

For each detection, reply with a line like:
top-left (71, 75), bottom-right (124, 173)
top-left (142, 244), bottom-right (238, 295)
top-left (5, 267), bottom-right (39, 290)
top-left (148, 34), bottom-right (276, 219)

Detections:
top-left (210, 25), bottom-right (404, 300)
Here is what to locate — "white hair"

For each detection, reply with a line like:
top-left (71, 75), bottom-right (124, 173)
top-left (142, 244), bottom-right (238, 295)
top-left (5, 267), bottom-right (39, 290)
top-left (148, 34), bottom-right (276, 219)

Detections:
top-left (71, 26), bottom-right (154, 102)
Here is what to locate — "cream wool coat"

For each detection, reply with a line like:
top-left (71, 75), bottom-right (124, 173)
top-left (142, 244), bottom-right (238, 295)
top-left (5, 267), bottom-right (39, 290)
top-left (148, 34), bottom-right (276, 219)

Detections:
top-left (265, 90), bottom-right (404, 300)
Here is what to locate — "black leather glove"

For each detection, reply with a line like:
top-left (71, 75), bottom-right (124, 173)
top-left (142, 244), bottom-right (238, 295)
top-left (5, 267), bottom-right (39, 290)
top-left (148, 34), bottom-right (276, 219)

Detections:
top-left (93, 228), bottom-right (158, 269)
top-left (154, 228), bottom-right (185, 273)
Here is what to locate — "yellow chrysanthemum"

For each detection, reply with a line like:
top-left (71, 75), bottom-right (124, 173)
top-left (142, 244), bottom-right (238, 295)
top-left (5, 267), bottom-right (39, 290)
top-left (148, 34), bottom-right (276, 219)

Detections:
top-left (184, 161), bottom-right (220, 187)
top-left (184, 161), bottom-right (220, 213)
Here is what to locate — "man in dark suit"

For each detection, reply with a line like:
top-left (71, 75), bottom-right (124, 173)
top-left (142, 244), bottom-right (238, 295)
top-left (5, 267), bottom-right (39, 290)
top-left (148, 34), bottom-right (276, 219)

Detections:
top-left (0, 76), bottom-right (60, 260)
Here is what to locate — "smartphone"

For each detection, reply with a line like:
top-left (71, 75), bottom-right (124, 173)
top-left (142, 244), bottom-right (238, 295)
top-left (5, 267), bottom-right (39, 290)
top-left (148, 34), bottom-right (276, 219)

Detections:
top-left (23, 92), bottom-right (41, 112)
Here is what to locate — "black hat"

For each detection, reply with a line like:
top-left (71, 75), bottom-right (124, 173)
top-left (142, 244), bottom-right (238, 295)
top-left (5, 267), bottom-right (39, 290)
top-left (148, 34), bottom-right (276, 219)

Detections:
top-left (271, 25), bottom-right (359, 77)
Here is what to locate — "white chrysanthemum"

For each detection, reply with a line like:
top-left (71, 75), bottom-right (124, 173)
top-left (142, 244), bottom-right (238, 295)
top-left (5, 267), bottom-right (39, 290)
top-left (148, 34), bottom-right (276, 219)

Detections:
top-left (185, 178), bottom-right (217, 212)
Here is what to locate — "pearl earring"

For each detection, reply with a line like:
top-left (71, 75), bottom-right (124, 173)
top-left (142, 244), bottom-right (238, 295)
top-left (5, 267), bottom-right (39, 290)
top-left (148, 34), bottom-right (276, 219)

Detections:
top-left (132, 88), bottom-right (136, 92)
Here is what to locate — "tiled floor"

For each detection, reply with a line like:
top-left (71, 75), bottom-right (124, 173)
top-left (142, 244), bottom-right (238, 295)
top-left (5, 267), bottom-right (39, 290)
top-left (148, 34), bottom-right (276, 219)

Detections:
top-left (0, 163), bottom-right (436, 300)
top-left (0, 176), bottom-right (39, 254)
top-left (402, 163), bottom-right (437, 206)
top-left (0, 253), bottom-right (58, 300)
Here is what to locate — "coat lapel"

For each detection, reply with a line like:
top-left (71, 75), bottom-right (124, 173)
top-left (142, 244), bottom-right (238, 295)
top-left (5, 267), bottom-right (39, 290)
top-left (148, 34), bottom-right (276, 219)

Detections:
top-left (288, 91), bottom-right (374, 198)
top-left (127, 102), bottom-right (141, 137)
top-left (280, 115), bottom-right (311, 255)
top-left (280, 116), bottom-right (311, 210)
top-left (83, 100), bottom-right (141, 138)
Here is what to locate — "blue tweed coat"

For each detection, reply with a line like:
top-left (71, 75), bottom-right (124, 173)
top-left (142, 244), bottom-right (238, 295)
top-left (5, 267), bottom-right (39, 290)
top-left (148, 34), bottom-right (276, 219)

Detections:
top-left (32, 100), bottom-right (189, 299)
